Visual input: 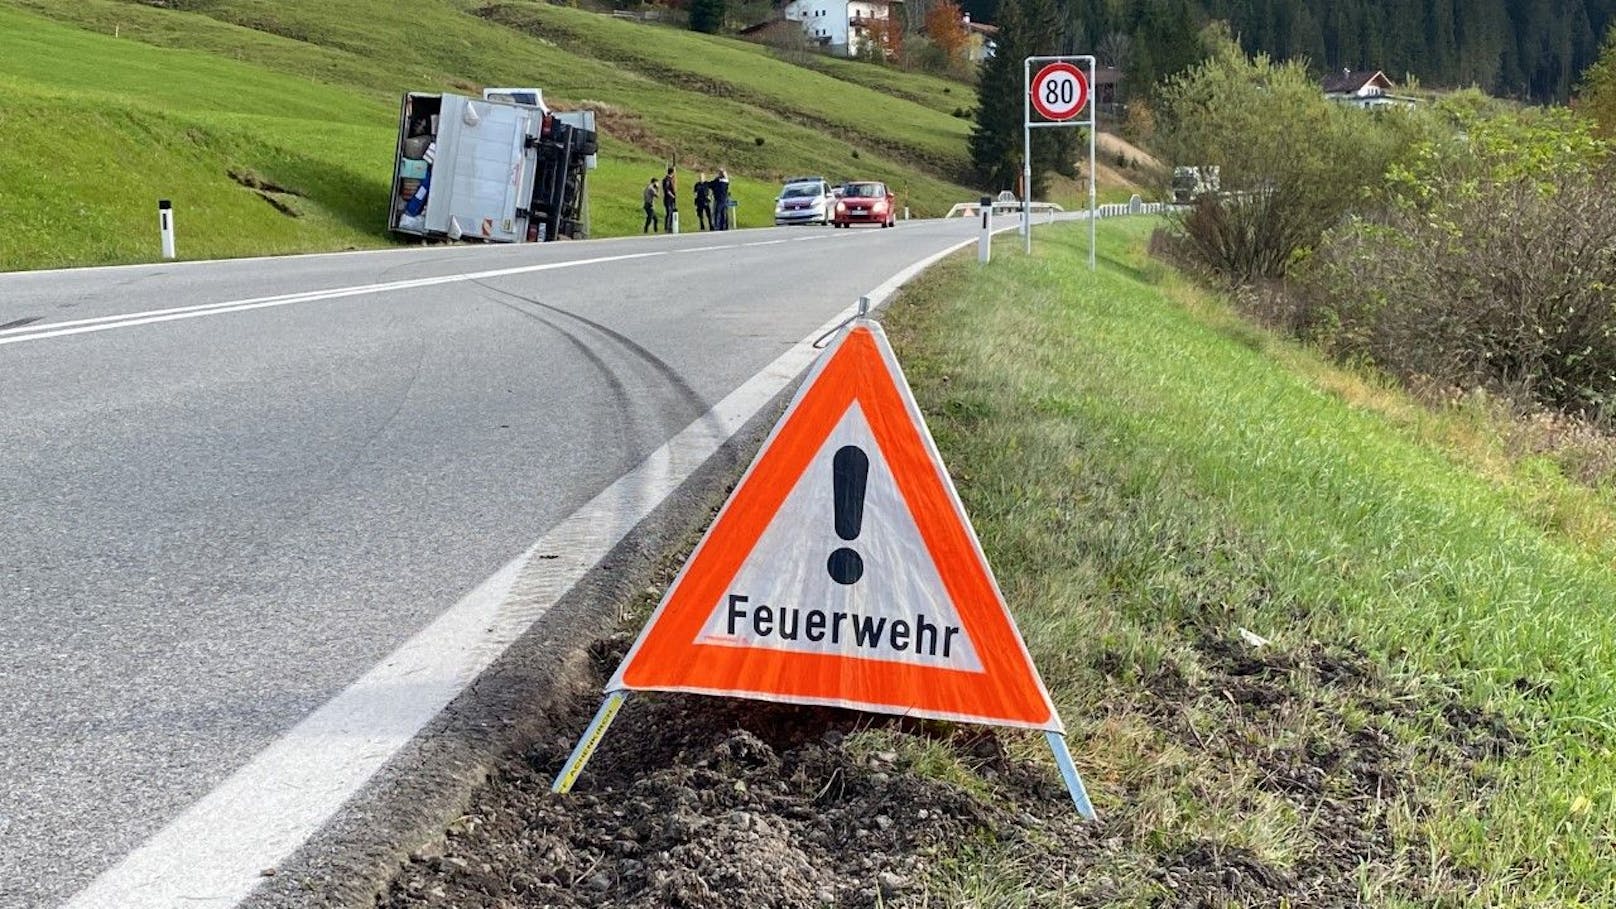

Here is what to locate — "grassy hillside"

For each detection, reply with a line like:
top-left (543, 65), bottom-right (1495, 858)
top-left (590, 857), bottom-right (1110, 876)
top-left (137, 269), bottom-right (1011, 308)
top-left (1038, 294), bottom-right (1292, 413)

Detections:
top-left (0, 0), bottom-right (981, 270)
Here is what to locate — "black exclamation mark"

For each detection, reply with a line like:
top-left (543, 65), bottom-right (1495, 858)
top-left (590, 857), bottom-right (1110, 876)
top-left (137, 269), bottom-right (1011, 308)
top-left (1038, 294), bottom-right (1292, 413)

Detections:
top-left (828, 445), bottom-right (869, 585)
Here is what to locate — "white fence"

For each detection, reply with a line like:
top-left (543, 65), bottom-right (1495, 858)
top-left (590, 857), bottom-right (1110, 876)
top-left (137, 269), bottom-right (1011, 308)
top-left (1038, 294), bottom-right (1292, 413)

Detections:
top-left (1096, 200), bottom-right (1168, 217)
top-left (944, 200), bottom-right (1064, 219)
top-left (944, 197), bottom-right (1170, 220)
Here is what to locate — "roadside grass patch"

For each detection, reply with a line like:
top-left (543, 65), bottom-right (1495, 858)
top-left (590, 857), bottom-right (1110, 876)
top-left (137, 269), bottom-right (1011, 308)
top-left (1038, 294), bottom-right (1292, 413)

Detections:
top-left (882, 218), bottom-right (1616, 904)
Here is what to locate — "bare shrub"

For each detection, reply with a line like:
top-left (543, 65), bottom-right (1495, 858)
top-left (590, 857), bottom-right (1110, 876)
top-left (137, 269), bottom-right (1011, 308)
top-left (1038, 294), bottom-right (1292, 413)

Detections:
top-left (1299, 142), bottom-right (1616, 418)
top-left (1175, 181), bottom-right (1328, 285)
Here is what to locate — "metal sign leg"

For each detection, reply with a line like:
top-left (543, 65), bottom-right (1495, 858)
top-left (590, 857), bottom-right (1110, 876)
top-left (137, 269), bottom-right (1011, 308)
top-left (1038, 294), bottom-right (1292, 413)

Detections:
top-left (551, 691), bottom-right (630, 794)
top-left (1045, 730), bottom-right (1097, 820)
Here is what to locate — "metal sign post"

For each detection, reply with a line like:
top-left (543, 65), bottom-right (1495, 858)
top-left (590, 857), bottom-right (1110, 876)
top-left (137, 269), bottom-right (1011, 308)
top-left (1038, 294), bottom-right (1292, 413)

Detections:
top-left (1022, 56), bottom-right (1097, 269)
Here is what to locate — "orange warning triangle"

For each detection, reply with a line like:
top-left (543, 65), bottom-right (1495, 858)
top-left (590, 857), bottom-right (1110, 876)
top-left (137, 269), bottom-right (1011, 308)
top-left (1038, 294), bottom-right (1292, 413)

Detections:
top-left (608, 321), bottom-right (1062, 732)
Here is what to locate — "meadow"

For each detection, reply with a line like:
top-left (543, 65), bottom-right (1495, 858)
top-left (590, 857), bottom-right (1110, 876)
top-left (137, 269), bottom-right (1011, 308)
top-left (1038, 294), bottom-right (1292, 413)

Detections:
top-left (0, 0), bottom-right (979, 269)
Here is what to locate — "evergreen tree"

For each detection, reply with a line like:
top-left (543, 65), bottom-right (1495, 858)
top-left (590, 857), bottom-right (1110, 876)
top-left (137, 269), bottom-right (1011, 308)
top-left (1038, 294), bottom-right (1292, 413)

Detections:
top-left (690, 0), bottom-right (726, 34)
top-left (970, 0), bottom-right (1027, 192)
top-left (1022, 0), bottom-right (1074, 190)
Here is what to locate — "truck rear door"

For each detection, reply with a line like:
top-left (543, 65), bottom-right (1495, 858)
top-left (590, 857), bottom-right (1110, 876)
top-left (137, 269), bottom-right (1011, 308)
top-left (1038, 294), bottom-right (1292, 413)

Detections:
top-left (426, 95), bottom-right (536, 242)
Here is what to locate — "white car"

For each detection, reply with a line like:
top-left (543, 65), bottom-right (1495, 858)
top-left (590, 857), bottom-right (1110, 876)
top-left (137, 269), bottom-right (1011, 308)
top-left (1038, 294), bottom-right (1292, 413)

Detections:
top-left (774, 178), bottom-right (835, 226)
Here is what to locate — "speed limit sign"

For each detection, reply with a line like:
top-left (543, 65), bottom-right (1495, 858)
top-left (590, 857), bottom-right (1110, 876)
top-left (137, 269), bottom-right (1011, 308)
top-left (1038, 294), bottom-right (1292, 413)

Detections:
top-left (1030, 62), bottom-right (1089, 121)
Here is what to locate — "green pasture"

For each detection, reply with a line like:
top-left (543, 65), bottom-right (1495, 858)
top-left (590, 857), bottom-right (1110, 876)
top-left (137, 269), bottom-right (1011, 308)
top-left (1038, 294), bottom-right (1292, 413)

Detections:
top-left (1, 0), bottom-right (982, 269)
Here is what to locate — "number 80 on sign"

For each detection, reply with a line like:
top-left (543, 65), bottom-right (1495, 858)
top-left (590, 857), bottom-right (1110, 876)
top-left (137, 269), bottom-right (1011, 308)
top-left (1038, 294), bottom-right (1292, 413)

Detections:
top-left (1030, 62), bottom-right (1089, 121)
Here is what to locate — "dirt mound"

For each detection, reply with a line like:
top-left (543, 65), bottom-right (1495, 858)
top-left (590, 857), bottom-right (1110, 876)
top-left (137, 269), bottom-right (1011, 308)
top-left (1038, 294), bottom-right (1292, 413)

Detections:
top-left (383, 703), bottom-right (1098, 908)
top-left (381, 637), bottom-right (1101, 908)
top-left (1096, 132), bottom-right (1164, 174)
top-left (379, 628), bottom-right (1527, 907)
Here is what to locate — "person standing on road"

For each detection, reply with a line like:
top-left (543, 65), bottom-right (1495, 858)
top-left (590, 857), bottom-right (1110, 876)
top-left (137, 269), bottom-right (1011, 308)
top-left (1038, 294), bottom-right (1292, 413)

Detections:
top-left (662, 167), bottom-right (678, 233)
top-left (642, 177), bottom-right (659, 233)
top-left (712, 169), bottom-right (731, 231)
top-left (694, 172), bottom-right (712, 231)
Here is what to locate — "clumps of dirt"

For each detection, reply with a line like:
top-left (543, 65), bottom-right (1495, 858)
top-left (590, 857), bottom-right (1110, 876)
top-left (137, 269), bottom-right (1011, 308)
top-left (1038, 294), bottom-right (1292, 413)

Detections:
top-left (378, 615), bottom-right (1530, 909)
top-left (228, 167), bottom-right (303, 197)
top-left (227, 168), bottom-right (304, 218)
top-left (569, 102), bottom-right (676, 163)
top-left (381, 637), bottom-right (1100, 908)
top-left (1127, 633), bottom-right (1530, 906)
top-left (1156, 840), bottom-right (1295, 905)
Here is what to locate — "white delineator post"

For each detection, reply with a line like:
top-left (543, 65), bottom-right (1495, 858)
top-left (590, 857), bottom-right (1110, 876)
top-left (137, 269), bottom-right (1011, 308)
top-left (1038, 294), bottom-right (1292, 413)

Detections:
top-left (671, 211), bottom-right (680, 235)
top-left (978, 195), bottom-right (992, 264)
top-left (158, 199), bottom-right (176, 260)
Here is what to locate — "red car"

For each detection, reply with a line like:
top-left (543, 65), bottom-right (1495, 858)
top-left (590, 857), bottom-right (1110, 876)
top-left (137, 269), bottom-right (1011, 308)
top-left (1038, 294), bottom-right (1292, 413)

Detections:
top-left (833, 182), bottom-right (896, 228)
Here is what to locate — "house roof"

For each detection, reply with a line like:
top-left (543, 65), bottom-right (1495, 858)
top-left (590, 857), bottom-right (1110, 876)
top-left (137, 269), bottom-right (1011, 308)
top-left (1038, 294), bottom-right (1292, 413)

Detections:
top-left (965, 21), bottom-right (999, 35)
top-left (739, 15), bottom-right (789, 35)
top-left (1322, 69), bottom-right (1393, 94)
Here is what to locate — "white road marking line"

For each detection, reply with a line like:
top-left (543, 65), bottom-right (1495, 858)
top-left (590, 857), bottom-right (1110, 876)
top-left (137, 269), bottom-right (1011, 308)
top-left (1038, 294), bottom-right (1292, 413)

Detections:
top-left (62, 233), bottom-right (982, 909)
top-left (0, 251), bottom-right (674, 347)
top-left (742, 239), bottom-right (793, 247)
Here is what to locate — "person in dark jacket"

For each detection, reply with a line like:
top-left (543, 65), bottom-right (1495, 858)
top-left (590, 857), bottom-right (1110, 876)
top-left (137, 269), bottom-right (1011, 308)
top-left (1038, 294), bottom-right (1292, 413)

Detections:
top-left (662, 167), bottom-right (678, 233)
top-left (712, 169), bottom-right (731, 230)
top-left (642, 178), bottom-right (658, 233)
top-left (694, 172), bottom-right (712, 231)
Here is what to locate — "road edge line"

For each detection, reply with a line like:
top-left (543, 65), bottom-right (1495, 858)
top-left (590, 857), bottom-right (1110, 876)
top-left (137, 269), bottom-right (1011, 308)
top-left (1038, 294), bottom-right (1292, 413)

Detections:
top-left (63, 233), bottom-right (983, 909)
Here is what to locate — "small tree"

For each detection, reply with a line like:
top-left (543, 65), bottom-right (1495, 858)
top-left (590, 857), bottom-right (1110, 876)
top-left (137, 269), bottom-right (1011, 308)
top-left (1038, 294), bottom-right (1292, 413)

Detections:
top-left (1576, 23), bottom-right (1616, 137)
top-left (690, 0), bottom-right (725, 34)
top-left (924, 0), bottom-right (969, 63)
top-left (901, 0), bottom-right (933, 35)
top-left (1155, 29), bottom-right (1422, 282)
top-left (864, 17), bottom-right (904, 62)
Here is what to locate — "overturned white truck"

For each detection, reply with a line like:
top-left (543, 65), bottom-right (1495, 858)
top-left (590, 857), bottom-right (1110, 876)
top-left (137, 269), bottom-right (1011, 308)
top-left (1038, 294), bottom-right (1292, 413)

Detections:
top-left (389, 88), bottom-right (597, 243)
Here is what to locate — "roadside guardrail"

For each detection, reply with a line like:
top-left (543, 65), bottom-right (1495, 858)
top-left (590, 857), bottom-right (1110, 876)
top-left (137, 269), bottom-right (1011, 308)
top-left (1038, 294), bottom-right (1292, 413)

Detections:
top-left (946, 196), bottom-right (1171, 220)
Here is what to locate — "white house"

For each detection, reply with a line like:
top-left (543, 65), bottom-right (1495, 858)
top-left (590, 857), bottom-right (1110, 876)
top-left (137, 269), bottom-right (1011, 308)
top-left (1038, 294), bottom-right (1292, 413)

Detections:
top-left (782, 0), bottom-right (894, 57)
top-left (1322, 69), bottom-right (1416, 109)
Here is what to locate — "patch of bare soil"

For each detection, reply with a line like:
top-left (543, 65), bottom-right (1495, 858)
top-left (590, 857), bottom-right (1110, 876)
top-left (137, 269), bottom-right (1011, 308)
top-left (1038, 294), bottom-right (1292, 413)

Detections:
top-left (1137, 634), bottom-right (1525, 906)
top-left (379, 627), bottom-right (1527, 907)
top-left (381, 635), bottom-right (1104, 908)
top-left (1095, 132), bottom-right (1164, 175)
top-left (228, 168), bottom-right (305, 218)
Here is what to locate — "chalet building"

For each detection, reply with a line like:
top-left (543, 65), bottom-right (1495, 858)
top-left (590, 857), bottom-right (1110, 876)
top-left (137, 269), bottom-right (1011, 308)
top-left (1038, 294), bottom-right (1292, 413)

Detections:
top-left (782, 0), bottom-right (895, 57)
top-left (1322, 69), bottom-right (1416, 109)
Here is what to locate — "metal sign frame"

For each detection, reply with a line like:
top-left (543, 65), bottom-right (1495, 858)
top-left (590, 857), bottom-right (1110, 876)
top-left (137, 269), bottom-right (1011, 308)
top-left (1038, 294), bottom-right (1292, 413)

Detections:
top-left (1023, 55), bottom-right (1097, 268)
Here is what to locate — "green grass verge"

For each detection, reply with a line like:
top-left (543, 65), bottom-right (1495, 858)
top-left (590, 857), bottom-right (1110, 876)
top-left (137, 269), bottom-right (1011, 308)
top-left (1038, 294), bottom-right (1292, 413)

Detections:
top-left (0, 7), bottom-right (393, 268)
top-left (881, 218), bottom-right (1615, 904)
top-left (1, 0), bottom-right (983, 269)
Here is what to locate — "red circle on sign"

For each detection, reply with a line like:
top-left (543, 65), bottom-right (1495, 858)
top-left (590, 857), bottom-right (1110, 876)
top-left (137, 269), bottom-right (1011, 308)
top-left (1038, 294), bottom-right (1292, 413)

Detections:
top-left (1030, 61), bottom-right (1089, 121)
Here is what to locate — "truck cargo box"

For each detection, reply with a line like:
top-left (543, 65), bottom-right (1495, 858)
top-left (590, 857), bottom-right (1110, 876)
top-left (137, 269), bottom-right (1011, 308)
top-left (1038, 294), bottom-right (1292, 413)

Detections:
top-left (389, 91), bottom-right (594, 243)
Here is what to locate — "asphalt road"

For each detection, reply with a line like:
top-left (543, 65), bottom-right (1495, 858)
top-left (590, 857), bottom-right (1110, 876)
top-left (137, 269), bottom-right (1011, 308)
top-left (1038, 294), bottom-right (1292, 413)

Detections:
top-left (0, 219), bottom-right (986, 908)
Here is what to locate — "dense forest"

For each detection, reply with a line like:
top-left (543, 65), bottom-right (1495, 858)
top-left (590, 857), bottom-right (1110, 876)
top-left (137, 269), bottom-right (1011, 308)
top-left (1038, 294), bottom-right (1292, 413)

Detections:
top-left (959, 0), bottom-right (1616, 100)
